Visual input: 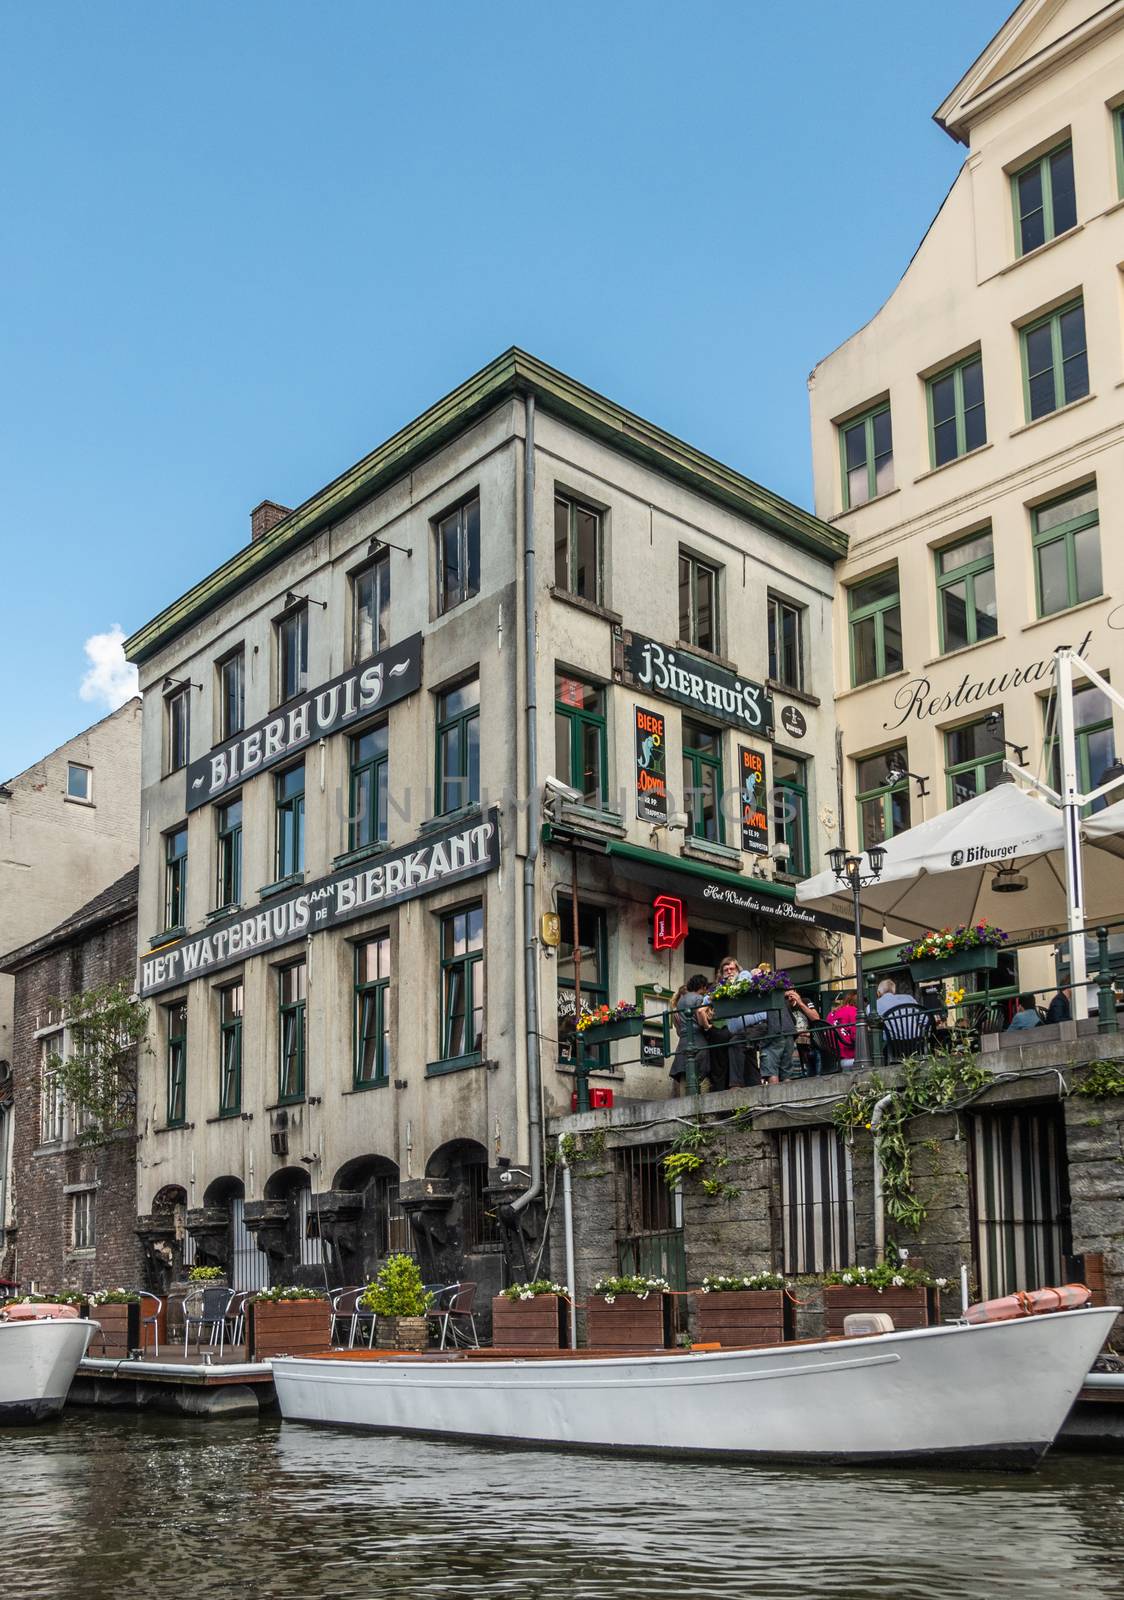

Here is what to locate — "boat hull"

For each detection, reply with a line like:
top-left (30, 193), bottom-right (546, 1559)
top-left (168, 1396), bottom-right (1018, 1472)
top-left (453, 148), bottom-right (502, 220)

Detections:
top-left (0, 1318), bottom-right (97, 1424)
top-left (273, 1306), bottom-right (1118, 1467)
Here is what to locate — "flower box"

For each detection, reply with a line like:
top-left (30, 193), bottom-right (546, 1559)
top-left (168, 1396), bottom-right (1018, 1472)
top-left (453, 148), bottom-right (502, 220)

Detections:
top-left (709, 989), bottom-right (785, 1022)
top-left (91, 1302), bottom-right (140, 1358)
top-left (579, 1015), bottom-right (645, 1045)
top-left (695, 1289), bottom-right (791, 1347)
top-left (587, 1292), bottom-right (672, 1349)
top-left (248, 1297), bottom-right (332, 1359)
top-left (823, 1285), bottom-right (940, 1335)
top-left (492, 1293), bottom-right (570, 1349)
top-left (908, 946), bottom-right (1000, 983)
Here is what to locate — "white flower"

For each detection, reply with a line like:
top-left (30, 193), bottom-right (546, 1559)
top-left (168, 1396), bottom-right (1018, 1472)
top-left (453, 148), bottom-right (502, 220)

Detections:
top-left (604, 1294), bottom-right (615, 1305)
top-left (935, 1277), bottom-right (948, 1288)
top-left (637, 1290), bottom-right (649, 1300)
top-left (701, 1285), bottom-right (710, 1293)
top-left (892, 1274), bottom-right (905, 1287)
top-left (842, 1272), bottom-right (854, 1284)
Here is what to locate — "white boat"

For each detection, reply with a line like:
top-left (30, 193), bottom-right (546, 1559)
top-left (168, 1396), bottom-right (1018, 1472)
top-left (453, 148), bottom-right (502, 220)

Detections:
top-left (272, 1305), bottom-right (1119, 1468)
top-left (0, 1314), bottom-right (98, 1424)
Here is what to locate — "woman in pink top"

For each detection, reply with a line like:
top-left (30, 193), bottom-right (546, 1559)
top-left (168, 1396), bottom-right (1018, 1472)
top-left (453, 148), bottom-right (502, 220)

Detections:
top-left (826, 991), bottom-right (858, 1068)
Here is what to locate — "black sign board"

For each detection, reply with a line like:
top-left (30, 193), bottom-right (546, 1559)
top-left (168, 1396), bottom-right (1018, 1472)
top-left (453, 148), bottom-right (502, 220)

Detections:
top-left (139, 809), bottom-right (499, 997)
top-left (739, 746), bottom-right (769, 855)
top-left (634, 705), bottom-right (668, 822)
top-left (621, 633), bottom-right (773, 738)
top-left (780, 705), bottom-right (807, 741)
top-left (698, 879), bottom-right (880, 941)
top-left (186, 633), bottom-right (423, 811)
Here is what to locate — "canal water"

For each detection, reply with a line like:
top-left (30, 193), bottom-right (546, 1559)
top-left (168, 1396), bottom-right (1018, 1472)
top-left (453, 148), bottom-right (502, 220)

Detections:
top-left (2, 1413), bottom-right (1123, 1599)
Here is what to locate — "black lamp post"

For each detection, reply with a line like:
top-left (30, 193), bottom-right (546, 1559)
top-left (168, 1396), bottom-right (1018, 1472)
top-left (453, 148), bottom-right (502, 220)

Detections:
top-left (827, 843), bottom-right (886, 1071)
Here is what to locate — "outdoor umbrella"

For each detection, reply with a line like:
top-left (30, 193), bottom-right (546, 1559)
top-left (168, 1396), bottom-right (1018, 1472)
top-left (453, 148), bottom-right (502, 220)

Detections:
top-left (1083, 796), bottom-right (1124, 860)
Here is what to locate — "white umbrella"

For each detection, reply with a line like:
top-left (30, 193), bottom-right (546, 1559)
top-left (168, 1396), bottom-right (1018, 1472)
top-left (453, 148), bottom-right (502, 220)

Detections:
top-left (1083, 797), bottom-right (1124, 860)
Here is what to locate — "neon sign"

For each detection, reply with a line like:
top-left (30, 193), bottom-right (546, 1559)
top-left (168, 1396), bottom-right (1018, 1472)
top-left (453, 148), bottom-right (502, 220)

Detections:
top-left (653, 895), bottom-right (687, 950)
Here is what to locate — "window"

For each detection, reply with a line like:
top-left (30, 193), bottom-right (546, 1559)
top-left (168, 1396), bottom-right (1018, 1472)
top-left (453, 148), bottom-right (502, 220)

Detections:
top-left (772, 753), bottom-right (810, 878)
top-left (70, 1190), bottom-right (96, 1251)
top-left (216, 798), bottom-right (242, 909)
top-left (848, 568), bottom-right (902, 687)
top-left (767, 596), bottom-right (804, 691)
top-left (165, 825), bottom-right (188, 931)
top-left (166, 1001), bottom-right (187, 1127)
top-left (936, 530), bottom-right (998, 654)
top-left (440, 904), bottom-right (484, 1062)
top-left (218, 983), bottom-right (243, 1117)
top-left (218, 649), bottom-right (245, 741)
top-left (278, 962), bottom-right (307, 1103)
top-left (617, 1143), bottom-right (685, 1287)
top-left (946, 715), bottom-right (1005, 807)
top-left (353, 554), bottom-right (390, 661)
top-left (166, 687), bottom-right (190, 774)
top-left (554, 494), bottom-right (602, 603)
top-left (840, 403), bottom-right (893, 509)
top-left (436, 495), bottom-right (480, 614)
top-left (557, 897), bottom-right (608, 1067)
top-left (40, 1032), bottom-right (65, 1143)
top-left (349, 723), bottom-right (388, 850)
top-left (554, 675), bottom-right (607, 807)
top-left (972, 1108), bottom-right (1070, 1299)
top-left (778, 1127), bottom-right (854, 1275)
top-left (1021, 299), bottom-right (1088, 421)
top-left (856, 748), bottom-right (911, 849)
top-left (682, 719), bottom-right (724, 843)
top-left (928, 355), bottom-right (986, 468)
top-left (435, 678), bottom-right (480, 815)
top-left (1033, 485), bottom-right (1100, 617)
top-left (355, 935), bottom-right (390, 1088)
top-left (275, 763), bottom-right (305, 879)
top-left (66, 763), bottom-right (92, 802)
top-left (1013, 143), bottom-right (1077, 256)
top-left (277, 605), bottom-right (308, 704)
top-left (1048, 679), bottom-right (1118, 814)
top-left (678, 552), bottom-right (719, 653)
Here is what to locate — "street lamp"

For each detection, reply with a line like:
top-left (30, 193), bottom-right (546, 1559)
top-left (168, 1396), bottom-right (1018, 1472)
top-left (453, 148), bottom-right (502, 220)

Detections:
top-left (827, 843), bottom-right (886, 1070)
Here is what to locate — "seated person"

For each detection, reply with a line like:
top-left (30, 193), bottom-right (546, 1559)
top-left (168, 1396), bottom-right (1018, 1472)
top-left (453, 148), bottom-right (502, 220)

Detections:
top-left (874, 977), bottom-right (920, 1017)
top-left (1045, 987), bottom-right (1071, 1024)
top-left (1004, 992), bottom-right (1041, 1032)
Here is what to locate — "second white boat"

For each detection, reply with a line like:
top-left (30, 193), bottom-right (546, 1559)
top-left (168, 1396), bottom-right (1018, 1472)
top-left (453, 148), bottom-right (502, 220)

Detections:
top-left (0, 1313), bottom-right (98, 1425)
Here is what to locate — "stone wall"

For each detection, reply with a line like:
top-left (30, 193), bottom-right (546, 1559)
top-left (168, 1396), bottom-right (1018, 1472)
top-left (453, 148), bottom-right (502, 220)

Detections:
top-left (1064, 1083), bottom-right (1124, 1317)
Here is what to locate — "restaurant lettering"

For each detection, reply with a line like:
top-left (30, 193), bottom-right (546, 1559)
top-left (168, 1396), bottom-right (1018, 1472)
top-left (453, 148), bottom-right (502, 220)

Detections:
top-left (186, 633), bottom-right (423, 810)
top-left (622, 633), bottom-right (773, 737)
top-left (701, 881), bottom-right (879, 941)
top-left (884, 629), bottom-right (1093, 731)
top-left (139, 810), bottom-right (499, 996)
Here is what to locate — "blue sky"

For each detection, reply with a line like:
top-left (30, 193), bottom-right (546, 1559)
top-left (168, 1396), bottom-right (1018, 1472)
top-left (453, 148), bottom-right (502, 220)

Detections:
top-left (1, 0), bottom-right (1012, 778)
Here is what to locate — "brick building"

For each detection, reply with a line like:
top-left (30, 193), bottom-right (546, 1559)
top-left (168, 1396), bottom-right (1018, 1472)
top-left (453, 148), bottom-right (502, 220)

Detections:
top-left (0, 869), bottom-right (143, 1294)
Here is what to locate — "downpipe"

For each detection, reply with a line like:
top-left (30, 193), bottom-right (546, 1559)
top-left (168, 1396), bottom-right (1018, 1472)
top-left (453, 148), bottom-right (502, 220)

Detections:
top-left (871, 1093), bottom-right (895, 1263)
top-left (561, 1151), bottom-right (578, 1349)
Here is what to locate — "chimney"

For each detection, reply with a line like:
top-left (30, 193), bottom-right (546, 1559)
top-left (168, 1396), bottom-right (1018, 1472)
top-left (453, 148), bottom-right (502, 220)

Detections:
top-left (250, 500), bottom-right (292, 543)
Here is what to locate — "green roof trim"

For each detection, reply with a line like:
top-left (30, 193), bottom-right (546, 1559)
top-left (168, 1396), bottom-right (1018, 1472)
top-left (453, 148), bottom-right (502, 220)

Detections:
top-left (125, 348), bottom-right (846, 665)
top-left (541, 824), bottom-right (796, 902)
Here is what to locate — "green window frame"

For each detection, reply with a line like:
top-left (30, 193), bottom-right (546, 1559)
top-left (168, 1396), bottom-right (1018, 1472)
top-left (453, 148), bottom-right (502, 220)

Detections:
top-left (1020, 299), bottom-right (1088, 422)
top-left (354, 934), bottom-right (390, 1088)
top-left (275, 763), bottom-right (305, 879)
top-left (936, 530), bottom-right (998, 654)
top-left (927, 355), bottom-right (986, 468)
top-left (1032, 485), bottom-right (1100, 618)
top-left (554, 674), bottom-right (607, 807)
top-left (557, 897), bottom-right (609, 1068)
top-left (277, 604), bottom-right (308, 704)
top-left (1011, 142), bottom-right (1077, 257)
top-left (946, 714), bottom-right (1006, 808)
top-left (554, 494), bottom-right (602, 603)
top-left (772, 752), bottom-right (810, 878)
top-left (1047, 681), bottom-right (1118, 816)
top-left (436, 495), bottom-right (480, 615)
top-left (839, 403), bottom-right (893, 509)
top-left (218, 982), bottom-right (243, 1117)
top-left (353, 552), bottom-right (390, 661)
top-left (166, 687), bottom-right (190, 775)
top-left (856, 748), bottom-right (911, 849)
top-left (439, 904), bottom-right (484, 1064)
top-left (278, 961), bottom-right (307, 1104)
top-left (166, 1001), bottom-right (187, 1128)
top-left (349, 723), bottom-right (388, 849)
top-left (678, 552), bottom-right (720, 653)
top-left (216, 797), bottom-right (242, 909)
top-left (767, 595), bottom-right (804, 691)
top-left (847, 568), bottom-right (902, 687)
top-left (165, 825), bottom-right (188, 931)
top-left (218, 648), bottom-right (245, 741)
top-left (435, 678), bottom-right (480, 815)
top-left (682, 718), bottom-right (724, 844)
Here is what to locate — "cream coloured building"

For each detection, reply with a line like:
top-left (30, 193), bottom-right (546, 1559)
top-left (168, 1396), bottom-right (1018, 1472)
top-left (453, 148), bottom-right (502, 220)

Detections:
top-left (809, 0), bottom-right (1123, 997)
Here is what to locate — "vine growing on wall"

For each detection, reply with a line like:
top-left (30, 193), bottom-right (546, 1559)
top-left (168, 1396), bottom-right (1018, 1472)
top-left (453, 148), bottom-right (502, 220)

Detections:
top-left (1073, 1060), bottom-right (1124, 1099)
top-left (663, 1121), bottom-right (740, 1201)
top-left (44, 980), bottom-right (150, 1144)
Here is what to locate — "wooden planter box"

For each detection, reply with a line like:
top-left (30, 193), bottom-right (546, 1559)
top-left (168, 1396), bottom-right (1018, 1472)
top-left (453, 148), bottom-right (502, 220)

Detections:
top-left (492, 1293), bottom-right (570, 1349)
top-left (586, 1292), bottom-right (671, 1349)
top-left (908, 946), bottom-right (1000, 983)
top-left (710, 990), bottom-right (784, 1022)
top-left (824, 1285), bottom-right (940, 1335)
top-left (91, 1301), bottom-right (140, 1357)
top-left (580, 1015), bottom-right (645, 1045)
top-left (695, 1289), bottom-right (791, 1347)
top-left (248, 1297), bottom-right (331, 1359)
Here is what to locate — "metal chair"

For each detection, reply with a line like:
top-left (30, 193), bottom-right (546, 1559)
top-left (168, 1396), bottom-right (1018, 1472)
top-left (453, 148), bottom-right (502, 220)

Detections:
top-left (329, 1287), bottom-right (364, 1346)
top-left (223, 1289), bottom-right (252, 1349)
top-left (139, 1291), bottom-right (162, 1357)
top-left (182, 1286), bottom-right (231, 1357)
top-left (426, 1282), bottom-right (480, 1350)
top-left (879, 1006), bottom-right (934, 1063)
top-left (811, 1022), bottom-right (845, 1074)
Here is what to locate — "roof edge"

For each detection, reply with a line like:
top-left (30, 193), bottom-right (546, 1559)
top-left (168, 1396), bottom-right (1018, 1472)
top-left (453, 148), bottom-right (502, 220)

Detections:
top-left (0, 870), bottom-right (138, 974)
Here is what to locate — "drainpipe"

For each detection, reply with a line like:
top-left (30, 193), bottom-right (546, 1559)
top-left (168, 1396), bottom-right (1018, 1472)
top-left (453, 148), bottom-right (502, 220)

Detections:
top-left (511, 393), bottom-right (542, 1225)
top-left (870, 1093), bottom-right (895, 1263)
top-left (561, 1149), bottom-right (578, 1348)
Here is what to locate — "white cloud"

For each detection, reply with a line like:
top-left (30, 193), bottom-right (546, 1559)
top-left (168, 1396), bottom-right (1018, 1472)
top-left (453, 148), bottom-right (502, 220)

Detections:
top-left (79, 623), bottom-right (139, 711)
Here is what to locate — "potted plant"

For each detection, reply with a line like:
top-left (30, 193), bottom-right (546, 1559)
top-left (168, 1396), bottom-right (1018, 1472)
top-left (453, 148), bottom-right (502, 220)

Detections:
top-left (708, 968), bottom-right (790, 1020)
top-left (821, 1264), bottom-right (949, 1333)
top-left (900, 923), bottom-right (1007, 982)
top-left (87, 1288), bottom-right (141, 1356)
top-left (359, 1253), bottom-right (432, 1351)
top-left (587, 1274), bottom-right (672, 1348)
top-left (576, 1001), bottom-right (644, 1044)
top-left (247, 1285), bottom-right (331, 1359)
top-left (492, 1280), bottom-right (570, 1349)
top-left (694, 1272), bottom-right (792, 1347)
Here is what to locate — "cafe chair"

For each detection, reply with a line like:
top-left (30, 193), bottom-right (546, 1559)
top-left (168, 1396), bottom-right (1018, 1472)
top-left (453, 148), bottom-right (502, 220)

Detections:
top-left (139, 1291), bottom-right (162, 1357)
top-left (880, 1008), bottom-right (934, 1063)
top-left (426, 1282), bottom-right (480, 1350)
top-left (182, 1285), bottom-right (231, 1358)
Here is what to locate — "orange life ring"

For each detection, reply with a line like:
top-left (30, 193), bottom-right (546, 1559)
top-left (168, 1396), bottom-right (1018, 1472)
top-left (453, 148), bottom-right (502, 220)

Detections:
top-left (0, 1302), bottom-right (80, 1321)
top-left (964, 1284), bottom-right (1092, 1324)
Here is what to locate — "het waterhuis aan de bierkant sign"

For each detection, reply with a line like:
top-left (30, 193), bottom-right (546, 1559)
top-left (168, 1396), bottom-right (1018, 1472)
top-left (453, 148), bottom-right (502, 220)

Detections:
top-left (185, 633), bottom-right (423, 811)
top-left (621, 633), bottom-right (774, 740)
top-left (139, 810), bottom-right (499, 998)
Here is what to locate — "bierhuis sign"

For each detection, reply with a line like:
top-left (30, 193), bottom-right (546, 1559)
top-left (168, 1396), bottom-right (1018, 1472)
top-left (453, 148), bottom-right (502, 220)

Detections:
top-left (619, 632), bottom-right (774, 738)
top-left (139, 809), bottom-right (499, 997)
top-left (186, 633), bottom-right (423, 810)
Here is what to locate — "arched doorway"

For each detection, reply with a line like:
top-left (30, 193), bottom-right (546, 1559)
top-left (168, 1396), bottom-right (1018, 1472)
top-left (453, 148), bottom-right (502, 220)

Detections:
top-left (257, 1166), bottom-right (325, 1286)
top-left (331, 1155), bottom-right (408, 1283)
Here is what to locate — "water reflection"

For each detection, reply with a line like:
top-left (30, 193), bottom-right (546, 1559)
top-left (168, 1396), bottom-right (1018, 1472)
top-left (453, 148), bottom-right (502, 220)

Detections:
top-left (1, 1413), bottom-right (1122, 1599)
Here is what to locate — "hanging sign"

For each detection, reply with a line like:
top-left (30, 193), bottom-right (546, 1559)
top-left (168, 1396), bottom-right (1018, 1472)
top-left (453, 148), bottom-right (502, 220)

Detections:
top-left (739, 746), bottom-right (769, 855)
top-left (634, 705), bottom-right (668, 822)
top-left (652, 894), bottom-right (687, 950)
top-left (621, 632), bottom-right (773, 737)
